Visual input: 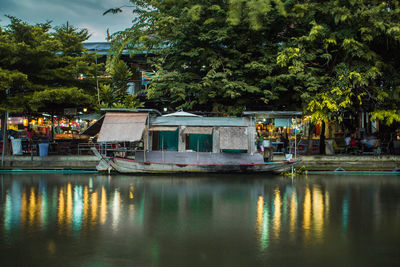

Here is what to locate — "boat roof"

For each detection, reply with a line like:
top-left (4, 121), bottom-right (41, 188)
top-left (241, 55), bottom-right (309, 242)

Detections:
top-left (243, 111), bottom-right (302, 117)
top-left (162, 111), bottom-right (201, 117)
top-left (151, 116), bottom-right (249, 127)
top-left (100, 108), bottom-right (161, 115)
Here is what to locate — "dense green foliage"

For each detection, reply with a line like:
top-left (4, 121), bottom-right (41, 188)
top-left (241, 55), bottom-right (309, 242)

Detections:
top-left (0, 17), bottom-right (98, 114)
top-left (108, 0), bottom-right (400, 121)
top-left (277, 0), bottom-right (400, 124)
top-left (108, 0), bottom-right (291, 113)
top-left (99, 59), bottom-right (144, 109)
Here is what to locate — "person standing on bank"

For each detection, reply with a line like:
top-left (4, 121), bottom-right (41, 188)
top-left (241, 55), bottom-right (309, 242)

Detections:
top-left (262, 136), bottom-right (273, 162)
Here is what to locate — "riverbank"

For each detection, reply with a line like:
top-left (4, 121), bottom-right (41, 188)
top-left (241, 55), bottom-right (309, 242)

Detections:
top-left (1, 154), bottom-right (400, 172)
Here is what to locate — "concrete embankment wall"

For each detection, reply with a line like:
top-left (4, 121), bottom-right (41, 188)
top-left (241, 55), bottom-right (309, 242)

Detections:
top-left (290, 155), bottom-right (400, 171)
top-left (1, 155), bottom-right (99, 169)
top-left (1, 155), bottom-right (399, 171)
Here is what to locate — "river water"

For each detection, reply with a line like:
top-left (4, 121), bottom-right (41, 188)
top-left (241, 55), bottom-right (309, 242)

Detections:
top-left (0, 173), bottom-right (399, 266)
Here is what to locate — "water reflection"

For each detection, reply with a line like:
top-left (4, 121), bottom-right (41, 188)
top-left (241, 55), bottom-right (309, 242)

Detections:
top-left (0, 174), bottom-right (399, 266)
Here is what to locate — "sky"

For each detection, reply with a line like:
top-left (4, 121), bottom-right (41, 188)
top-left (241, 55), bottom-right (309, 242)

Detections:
top-left (0, 0), bottom-right (134, 42)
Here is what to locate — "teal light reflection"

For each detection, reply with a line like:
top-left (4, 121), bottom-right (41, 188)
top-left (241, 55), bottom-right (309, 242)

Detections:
top-left (40, 185), bottom-right (48, 229)
top-left (342, 197), bottom-right (349, 232)
top-left (73, 185), bottom-right (83, 232)
top-left (4, 193), bottom-right (12, 233)
top-left (260, 198), bottom-right (270, 250)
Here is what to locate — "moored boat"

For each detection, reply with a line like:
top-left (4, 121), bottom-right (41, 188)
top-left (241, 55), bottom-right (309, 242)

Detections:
top-left (92, 109), bottom-right (299, 174)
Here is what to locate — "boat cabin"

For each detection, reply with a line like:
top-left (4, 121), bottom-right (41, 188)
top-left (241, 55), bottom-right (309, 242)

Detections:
top-left (97, 109), bottom-right (263, 165)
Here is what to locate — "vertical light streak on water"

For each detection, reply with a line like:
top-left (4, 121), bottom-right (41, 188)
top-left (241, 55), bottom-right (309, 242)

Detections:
top-left (112, 189), bottom-right (121, 231)
top-left (129, 203), bottom-right (135, 222)
top-left (324, 191), bottom-right (330, 226)
top-left (129, 185), bottom-right (135, 199)
top-left (303, 186), bottom-right (311, 242)
top-left (256, 195), bottom-right (264, 238)
top-left (128, 185), bottom-right (136, 223)
top-left (66, 183), bottom-right (73, 230)
top-left (261, 197), bottom-right (270, 250)
top-left (73, 185), bottom-right (83, 233)
top-left (138, 194), bottom-right (145, 226)
top-left (89, 178), bottom-right (93, 192)
top-left (4, 180), bottom-right (22, 234)
top-left (10, 181), bottom-right (21, 230)
top-left (40, 182), bottom-right (48, 230)
top-left (83, 186), bottom-right (89, 228)
top-left (273, 188), bottom-right (281, 240)
top-left (20, 190), bottom-right (27, 229)
top-left (282, 189), bottom-right (288, 224)
top-left (28, 187), bottom-right (36, 227)
top-left (312, 185), bottom-right (324, 240)
top-left (4, 193), bottom-right (12, 233)
top-left (129, 185), bottom-right (135, 221)
top-left (90, 191), bottom-right (98, 227)
top-left (51, 187), bottom-right (58, 224)
top-left (342, 197), bottom-right (349, 233)
top-left (100, 186), bottom-right (107, 225)
top-left (256, 195), bottom-right (264, 249)
top-left (58, 188), bottom-right (65, 231)
top-left (289, 190), bottom-right (297, 241)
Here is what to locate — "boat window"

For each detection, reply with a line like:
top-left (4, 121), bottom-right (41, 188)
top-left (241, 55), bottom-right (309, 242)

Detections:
top-left (158, 130), bottom-right (178, 151)
top-left (186, 134), bottom-right (212, 152)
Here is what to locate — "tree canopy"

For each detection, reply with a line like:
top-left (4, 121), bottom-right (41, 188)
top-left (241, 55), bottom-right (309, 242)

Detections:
top-left (108, 0), bottom-right (292, 113)
top-left (0, 17), bottom-right (99, 114)
top-left (107, 0), bottom-right (400, 121)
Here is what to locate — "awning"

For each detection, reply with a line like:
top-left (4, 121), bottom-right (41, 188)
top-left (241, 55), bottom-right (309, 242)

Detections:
top-left (219, 127), bottom-right (248, 150)
top-left (80, 115), bottom-right (104, 136)
top-left (97, 112), bottom-right (148, 142)
top-left (183, 127), bottom-right (213, 135)
top-left (149, 126), bottom-right (178, 131)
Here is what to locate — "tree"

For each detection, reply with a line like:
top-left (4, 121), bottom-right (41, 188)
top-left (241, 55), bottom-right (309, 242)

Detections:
top-left (106, 0), bottom-right (293, 113)
top-left (98, 58), bottom-right (144, 109)
top-left (0, 17), bottom-right (100, 114)
top-left (277, 0), bottom-right (400, 124)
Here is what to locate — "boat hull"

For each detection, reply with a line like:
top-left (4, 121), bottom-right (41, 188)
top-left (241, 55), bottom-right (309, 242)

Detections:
top-left (100, 157), bottom-right (294, 174)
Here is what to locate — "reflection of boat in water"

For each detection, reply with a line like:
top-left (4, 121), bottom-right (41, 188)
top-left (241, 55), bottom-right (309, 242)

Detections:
top-left (92, 109), bottom-right (299, 174)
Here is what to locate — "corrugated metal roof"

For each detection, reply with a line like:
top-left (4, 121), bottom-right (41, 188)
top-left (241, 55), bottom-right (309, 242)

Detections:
top-left (151, 116), bottom-right (249, 127)
top-left (98, 112), bottom-right (148, 142)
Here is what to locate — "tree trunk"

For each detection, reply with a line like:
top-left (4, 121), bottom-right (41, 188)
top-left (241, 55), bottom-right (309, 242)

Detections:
top-left (51, 111), bottom-right (54, 142)
top-left (307, 123), bottom-right (315, 155)
top-left (319, 120), bottom-right (326, 155)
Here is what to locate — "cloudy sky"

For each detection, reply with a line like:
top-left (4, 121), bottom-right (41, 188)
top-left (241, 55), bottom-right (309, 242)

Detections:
top-left (0, 0), bottom-right (134, 42)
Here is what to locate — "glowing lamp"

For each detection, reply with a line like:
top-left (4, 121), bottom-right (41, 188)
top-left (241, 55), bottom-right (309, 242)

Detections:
top-left (38, 118), bottom-right (43, 125)
top-left (23, 118), bottom-right (29, 127)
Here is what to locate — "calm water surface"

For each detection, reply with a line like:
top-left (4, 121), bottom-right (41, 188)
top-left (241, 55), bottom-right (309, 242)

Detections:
top-left (0, 173), bottom-right (399, 266)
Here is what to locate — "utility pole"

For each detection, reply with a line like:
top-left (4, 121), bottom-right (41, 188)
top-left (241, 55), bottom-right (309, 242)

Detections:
top-left (95, 53), bottom-right (100, 105)
top-left (1, 111), bottom-right (8, 167)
